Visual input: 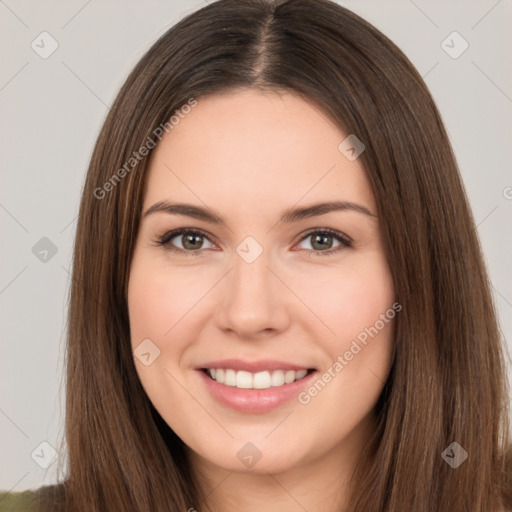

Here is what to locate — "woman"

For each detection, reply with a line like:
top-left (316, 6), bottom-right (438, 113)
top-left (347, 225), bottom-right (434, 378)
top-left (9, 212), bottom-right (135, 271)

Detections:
top-left (2, 0), bottom-right (510, 510)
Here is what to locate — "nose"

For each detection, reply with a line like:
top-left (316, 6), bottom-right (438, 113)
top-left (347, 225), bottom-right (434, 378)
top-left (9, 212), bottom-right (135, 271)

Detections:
top-left (215, 249), bottom-right (291, 339)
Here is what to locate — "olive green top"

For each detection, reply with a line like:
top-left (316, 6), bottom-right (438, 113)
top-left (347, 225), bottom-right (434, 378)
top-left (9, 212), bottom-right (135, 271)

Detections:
top-left (0, 484), bottom-right (65, 512)
top-left (0, 490), bottom-right (34, 511)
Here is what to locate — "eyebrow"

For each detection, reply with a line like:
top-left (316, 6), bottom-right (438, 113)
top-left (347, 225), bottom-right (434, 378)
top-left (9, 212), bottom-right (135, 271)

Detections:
top-left (143, 200), bottom-right (376, 226)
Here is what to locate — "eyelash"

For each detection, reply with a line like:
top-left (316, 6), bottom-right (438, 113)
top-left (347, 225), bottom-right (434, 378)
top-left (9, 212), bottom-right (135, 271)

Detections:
top-left (153, 227), bottom-right (352, 257)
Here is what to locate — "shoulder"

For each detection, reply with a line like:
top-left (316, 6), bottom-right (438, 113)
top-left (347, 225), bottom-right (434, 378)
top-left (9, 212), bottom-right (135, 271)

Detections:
top-left (0, 488), bottom-right (36, 510)
top-left (0, 483), bottom-right (67, 511)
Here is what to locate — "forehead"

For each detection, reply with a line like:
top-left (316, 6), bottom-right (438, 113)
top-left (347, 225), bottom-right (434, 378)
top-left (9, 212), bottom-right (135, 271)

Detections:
top-left (144, 89), bottom-right (375, 214)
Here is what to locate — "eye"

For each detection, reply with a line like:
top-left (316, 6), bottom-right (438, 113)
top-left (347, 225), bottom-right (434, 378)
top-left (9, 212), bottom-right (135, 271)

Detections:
top-left (155, 228), bottom-right (215, 254)
top-left (154, 227), bottom-right (352, 257)
top-left (295, 228), bottom-right (352, 256)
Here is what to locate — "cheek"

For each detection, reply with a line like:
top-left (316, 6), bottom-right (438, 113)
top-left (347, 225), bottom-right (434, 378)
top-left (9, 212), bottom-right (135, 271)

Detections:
top-left (295, 253), bottom-right (395, 344)
top-left (295, 252), bottom-right (396, 400)
top-left (127, 257), bottom-right (209, 347)
top-left (292, 268), bottom-right (395, 441)
top-left (127, 257), bottom-right (200, 420)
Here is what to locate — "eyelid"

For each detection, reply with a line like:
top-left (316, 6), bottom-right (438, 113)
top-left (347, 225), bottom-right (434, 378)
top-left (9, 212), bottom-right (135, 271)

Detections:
top-left (297, 227), bottom-right (352, 245)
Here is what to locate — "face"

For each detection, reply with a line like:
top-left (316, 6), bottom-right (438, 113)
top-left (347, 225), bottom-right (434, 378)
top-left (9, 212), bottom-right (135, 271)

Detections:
top-left (127, 89), bottom-right (396, 476)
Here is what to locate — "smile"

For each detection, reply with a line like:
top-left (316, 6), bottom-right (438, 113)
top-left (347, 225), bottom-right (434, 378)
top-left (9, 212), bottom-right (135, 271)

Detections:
top-left (203, 368), bottom-right (311, 389)
top-left (197, 361), bottom-right (318, 413)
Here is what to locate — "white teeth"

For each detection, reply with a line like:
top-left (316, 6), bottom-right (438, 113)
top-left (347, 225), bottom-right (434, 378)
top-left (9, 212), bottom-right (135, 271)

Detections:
top-left (295, 369), bottom-right (308, 380)
top-left (284, 370), bottom-right (295, 384)
top-left (224, 369), bottom-right (236, 386)
top-left (271, 370), bottom-right (285, 386)
top-left (253, 371), bottom-right (271, 389)
top-left (206, 368), bottom-right (310, 389)
top-left (236, 371), bottom-right (253, 389)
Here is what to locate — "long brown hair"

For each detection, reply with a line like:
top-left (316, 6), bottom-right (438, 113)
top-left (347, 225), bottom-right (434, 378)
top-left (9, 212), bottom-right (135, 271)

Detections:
top-left (53, 0), bottom-right (511, 510)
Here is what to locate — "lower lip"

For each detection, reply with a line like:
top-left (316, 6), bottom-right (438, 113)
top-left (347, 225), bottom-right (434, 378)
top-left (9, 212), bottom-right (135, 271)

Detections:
top-left (197, 369), bottom-right (317, 413)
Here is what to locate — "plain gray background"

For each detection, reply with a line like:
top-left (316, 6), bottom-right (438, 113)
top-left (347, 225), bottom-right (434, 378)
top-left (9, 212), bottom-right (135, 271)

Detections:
top-left (1, 0), bottom-right (511, 492)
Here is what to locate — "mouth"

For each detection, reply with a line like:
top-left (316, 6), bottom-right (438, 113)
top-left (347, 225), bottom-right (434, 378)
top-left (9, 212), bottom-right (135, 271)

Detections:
top-left (196, 360), bottom-right (318, 413)
top-left (200, 367), bottom-right (315, 390)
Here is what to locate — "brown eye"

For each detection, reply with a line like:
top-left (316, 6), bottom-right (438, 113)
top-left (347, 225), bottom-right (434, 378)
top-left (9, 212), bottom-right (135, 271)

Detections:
top-left (296, 229), bottom-right (352, 256)
top-left (178, 232), bottom-right (205, 250)
top-left (157, 229), bottom-right (215, 253)
top-left (310, 233), bottom-right (334, 251)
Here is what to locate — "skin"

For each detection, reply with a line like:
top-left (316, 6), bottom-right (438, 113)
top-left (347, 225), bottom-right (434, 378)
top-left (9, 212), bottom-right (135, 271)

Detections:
top-left (128, 88), bottom-right (396, 512)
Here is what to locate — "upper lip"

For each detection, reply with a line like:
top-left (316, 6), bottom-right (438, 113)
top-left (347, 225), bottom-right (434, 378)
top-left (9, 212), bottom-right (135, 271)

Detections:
top-left (197, 359), bottom-right (314, 373)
